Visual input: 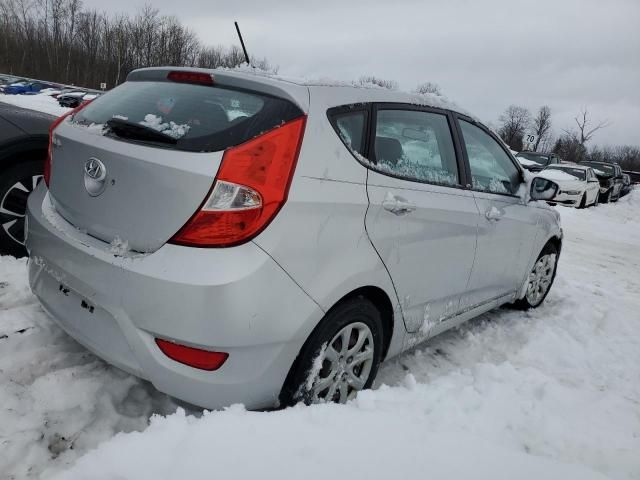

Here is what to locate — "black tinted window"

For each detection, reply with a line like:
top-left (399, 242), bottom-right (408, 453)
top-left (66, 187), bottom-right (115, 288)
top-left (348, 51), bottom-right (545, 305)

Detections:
top-left (73, 80), bottom-right (303, 152)
top-left (329, 110), bottom-right (367, 156)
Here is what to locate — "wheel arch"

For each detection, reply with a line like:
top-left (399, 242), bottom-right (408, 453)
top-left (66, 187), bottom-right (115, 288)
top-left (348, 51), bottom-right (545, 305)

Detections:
top-left (0, 136), bottom-right (48, 170)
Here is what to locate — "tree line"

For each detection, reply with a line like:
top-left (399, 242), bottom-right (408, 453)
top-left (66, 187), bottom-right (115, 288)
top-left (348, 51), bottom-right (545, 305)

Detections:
top-left (0, 0), bottom-right (273, 90)
top-left (497, 104), bottom-right (639, 171)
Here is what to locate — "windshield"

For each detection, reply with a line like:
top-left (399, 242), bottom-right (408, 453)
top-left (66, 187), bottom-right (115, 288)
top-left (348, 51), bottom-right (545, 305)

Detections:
top-left (546, 166), bottom-right (585, 180)
top-left (582, 162), bottom-right (615, 175)
top-left (73, 80), bottom-right (303, 152)
top-left (517, 152), bottom-right (549, 165)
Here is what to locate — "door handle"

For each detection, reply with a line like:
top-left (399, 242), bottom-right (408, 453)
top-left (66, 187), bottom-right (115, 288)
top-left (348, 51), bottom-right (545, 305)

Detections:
top-left (485, 207), bottom-right (503, 221)
top-left (382, 194), bottom-right (416, 216)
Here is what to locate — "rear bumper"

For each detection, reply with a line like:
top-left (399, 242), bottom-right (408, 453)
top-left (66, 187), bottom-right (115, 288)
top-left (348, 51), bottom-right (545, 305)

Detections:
top-left (26, 185), bottom-right (324, 410)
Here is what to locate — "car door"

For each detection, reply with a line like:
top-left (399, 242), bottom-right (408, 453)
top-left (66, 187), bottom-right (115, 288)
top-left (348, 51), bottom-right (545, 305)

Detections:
top-left (364, 105), bottom-right (478, 333)
top-left (455, 117), bottom-right (539, 310)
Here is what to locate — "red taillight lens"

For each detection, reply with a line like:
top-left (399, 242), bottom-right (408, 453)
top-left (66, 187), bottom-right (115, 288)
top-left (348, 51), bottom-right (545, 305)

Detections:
top-left (155, 338), bottom-right (228, 371)
top-left (45, 100), bottom-right (93, 186)
top-left (170, 116), bottom-right (307, 247)
top-left (167, 70), bottom-right (214, 85)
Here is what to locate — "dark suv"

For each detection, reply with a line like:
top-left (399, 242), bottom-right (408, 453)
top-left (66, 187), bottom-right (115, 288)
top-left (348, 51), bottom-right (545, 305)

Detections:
top-left (0, 103), bottom-right (54, 256)
top-left (580, 161), bottom-right (624, 203)
top-left (516, 151), bottom-right (561, 172)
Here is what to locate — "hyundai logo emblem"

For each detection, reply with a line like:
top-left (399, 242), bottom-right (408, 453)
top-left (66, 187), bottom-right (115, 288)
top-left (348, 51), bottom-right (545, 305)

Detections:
top-left (84, 158), bottom-right (107, 196)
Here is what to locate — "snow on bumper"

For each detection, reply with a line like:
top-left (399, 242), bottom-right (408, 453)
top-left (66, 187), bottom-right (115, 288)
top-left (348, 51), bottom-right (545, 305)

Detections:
top-left (25, 185), bottom-right (324, 410)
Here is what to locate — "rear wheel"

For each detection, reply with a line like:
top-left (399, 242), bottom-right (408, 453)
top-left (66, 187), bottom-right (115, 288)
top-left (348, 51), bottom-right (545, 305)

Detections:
top-left (513, 242), bottom-right (559, 310)
top-left (280, 297), bottom-right (383, 406)
top-left (0, 160), bottom-right (43, 257)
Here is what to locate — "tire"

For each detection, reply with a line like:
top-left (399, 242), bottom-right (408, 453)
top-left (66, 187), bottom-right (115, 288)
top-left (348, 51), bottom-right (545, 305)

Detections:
top-left (280, 297), bottom-right (384, 407)
top-left (577, 193), bottom-right (587, 209)
top-left (612, 188), bottom-right (620, 202)
top-left (600, 189), bottom-right (611, 204)
top-left (512, 242), bottom-right (559, 310)
top-left (0, 160), bottom-right (43, 257)
top-left (591, 192), bottom-right (599, 207)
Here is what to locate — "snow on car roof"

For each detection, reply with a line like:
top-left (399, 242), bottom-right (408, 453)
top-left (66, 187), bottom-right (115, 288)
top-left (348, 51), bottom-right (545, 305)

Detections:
top-left (217, 65), bottom-right (474, 117)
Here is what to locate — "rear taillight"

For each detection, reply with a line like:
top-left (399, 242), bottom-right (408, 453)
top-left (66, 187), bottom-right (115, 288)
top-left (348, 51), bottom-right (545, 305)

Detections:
top-left (170, 116), bottom-right (306, 247)
top-left (45, 100), bottom-right (93, 187)
top-left (167, 70), bottom-right (214, 86)
top-left (156, 338), bottom-right (228, 371)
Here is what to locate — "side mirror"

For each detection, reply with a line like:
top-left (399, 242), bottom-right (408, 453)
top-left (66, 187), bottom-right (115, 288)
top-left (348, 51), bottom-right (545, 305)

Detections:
top-left (530, 177), bottom-right (559, 201)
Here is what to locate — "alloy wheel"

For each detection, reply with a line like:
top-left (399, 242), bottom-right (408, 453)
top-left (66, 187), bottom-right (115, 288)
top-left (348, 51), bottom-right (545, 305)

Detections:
top-left (310, 322), bottom-right (374, 404)
top-left (0, 175), bottom-right (42, 245)
top-left (525, 253), bottom-right (556, 306)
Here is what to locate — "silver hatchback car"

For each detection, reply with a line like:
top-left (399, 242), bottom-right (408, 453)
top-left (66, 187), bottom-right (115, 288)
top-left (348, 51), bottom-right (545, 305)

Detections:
top-left (26, 68), bottom-right (562, 409)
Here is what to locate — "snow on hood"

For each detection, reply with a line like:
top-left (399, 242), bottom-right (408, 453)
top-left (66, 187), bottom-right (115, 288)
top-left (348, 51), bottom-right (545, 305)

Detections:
top-left (517, 157), bottom-right (539, 166)
top-left (536, 169), bottom-right (583, 185)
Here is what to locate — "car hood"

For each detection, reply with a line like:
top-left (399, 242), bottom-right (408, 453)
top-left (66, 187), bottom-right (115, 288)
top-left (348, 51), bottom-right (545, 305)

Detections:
top-left (535, 171), bottom-right (584, 190)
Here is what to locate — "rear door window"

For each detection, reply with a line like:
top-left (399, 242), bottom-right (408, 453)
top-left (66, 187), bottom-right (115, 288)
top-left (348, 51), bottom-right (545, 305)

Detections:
top-left (371, 108), bottom-right (460, 187)
top-left (72, 80), bottom-right (303, 152)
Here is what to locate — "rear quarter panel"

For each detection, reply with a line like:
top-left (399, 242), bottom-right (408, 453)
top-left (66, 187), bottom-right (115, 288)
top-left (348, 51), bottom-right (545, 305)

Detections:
top-left (252, 90), bottom-right (406, 358)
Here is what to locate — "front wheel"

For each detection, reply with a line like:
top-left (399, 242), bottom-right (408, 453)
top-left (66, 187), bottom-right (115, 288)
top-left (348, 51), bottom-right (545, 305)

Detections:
top-left (513, 243), bottom-right (559, 310)
top-left (280, 297), bottom-right (383, 406)
top-left (577, 193), bottom-right (587, 209)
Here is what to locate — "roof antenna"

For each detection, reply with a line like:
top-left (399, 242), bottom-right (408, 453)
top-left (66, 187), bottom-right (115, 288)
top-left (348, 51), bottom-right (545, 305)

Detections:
top-left (234, 21), bottom-right (251, 66)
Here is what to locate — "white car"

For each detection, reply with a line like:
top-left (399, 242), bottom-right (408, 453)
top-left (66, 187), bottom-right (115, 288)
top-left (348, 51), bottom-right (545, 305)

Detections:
top-left (537, 164), bottom-right (600, 208)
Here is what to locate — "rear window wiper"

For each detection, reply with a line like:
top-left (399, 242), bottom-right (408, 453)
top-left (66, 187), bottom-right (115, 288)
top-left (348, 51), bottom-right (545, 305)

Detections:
top-left (105, 118), bottom-right (178, 145)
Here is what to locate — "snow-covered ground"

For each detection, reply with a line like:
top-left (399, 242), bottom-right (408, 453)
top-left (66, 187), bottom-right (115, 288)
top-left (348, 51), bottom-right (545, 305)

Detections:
top-left (0, 92), bottom-right (70, 117)
top-left (1, 192), bottom-right (639, 479)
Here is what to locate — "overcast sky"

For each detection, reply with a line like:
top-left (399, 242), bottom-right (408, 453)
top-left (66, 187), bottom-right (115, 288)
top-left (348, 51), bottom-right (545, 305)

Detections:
top-left (86, 0), bottom-right (640, 146)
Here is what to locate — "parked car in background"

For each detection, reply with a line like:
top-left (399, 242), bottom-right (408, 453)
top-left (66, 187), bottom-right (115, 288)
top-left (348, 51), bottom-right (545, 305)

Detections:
top-left (580, 161), bottom-right (624, 203)
top-left (58, 91), bottom-right (99, 108)
top-left (2, 81), bottom-right (58, 95)
top-left (516, 151), bottom-right (561, 172)
top-left (0, 103), bottom-right (53, 256)
top-left (537, 164), bottom-right (600, 208)
top-left (26, 67), bottom-right (562, 410)
top-left (621, 173), bottom-right (632, 197)
top-left (0, 74), bottom-right (25, 87)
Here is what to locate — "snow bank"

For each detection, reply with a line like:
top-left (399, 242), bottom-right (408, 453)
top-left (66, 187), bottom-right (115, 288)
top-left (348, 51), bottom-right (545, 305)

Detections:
top-left (1, 191), bottom-right (639, 479)
top-left (0, 92), bottom-right (71, 117)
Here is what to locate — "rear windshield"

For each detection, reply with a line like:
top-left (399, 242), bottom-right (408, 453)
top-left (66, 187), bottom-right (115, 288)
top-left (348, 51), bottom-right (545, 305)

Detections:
top-left (72, 80), bottom-right (303, 152)
top-left (516, 152), bottom-right (549, 165)
top-left (582, 162), bottom-right (614, 175)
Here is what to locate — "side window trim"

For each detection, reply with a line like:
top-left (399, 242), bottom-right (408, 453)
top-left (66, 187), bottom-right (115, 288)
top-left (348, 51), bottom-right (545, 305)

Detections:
top-left (453, 113), bottom-right (524, 198)
top-left (326, 104), bottom-right (371, 160)
top-left (366, 102), bottom-right (465, 189)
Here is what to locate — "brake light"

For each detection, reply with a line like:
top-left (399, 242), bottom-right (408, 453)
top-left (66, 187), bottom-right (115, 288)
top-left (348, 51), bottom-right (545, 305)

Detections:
top-left (170, 116), bottom-right (306, 247)
top-left (156, 338), bottom-right (228, 371)
top-left (167, 70), bottom-right (214, 86)
top-left (45, 100), bottom-right (93, 186)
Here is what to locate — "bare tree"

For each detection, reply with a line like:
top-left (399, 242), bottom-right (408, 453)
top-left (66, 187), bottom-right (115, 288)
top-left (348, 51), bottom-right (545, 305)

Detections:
top-left (498, 105), bottom-right (531, 151)
top-left (571, 107), bottom-right (611, 145)
top-left (414, 81), bottom-right (442, 96)
top-left (0, 0), bottom-right (272, 89)
top-left (358, 75), bottom-right (398, 90)
top-left (532, 105), bottom-right (552, 152)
